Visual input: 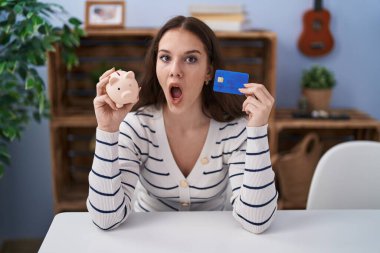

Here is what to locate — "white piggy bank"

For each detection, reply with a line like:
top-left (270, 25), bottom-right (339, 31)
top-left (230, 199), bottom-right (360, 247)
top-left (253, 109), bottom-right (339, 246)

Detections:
top-left (106, 70), bottom-right (140, 108)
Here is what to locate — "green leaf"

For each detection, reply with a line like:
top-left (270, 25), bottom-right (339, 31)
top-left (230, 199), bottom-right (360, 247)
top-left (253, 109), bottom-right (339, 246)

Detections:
top-left (26, 53), bottom-right (36, 65)
top-left (27, 12), bottom-right (34, 19)
top-left (68, 17), bottom-right (82, 26)
top-left (8, 61), bottom-right (17, 72)
top-left (35, 78), bottom-right (44, 93)
top-left (32, 15), bottom-right (44, 27)
top-left (4, 25), bottom-right (12, 34)
top-left (48, 35), bottom-right (61, 43)
top-left (25, 76), bottom-right (35, 90)
top-left (77, 28), bottom-right (86, 37)
top-left (42, 38), bottom-right (55, 52)
top-left (13, 4), bottom-right (23, 14)
top-left (61, 33), bottom-right (73, 47)
top-left (38, 94), bottom-right (45, 114)
top-left (27, 22), bottom-right (34, 34)
top-left (3, 127), bottom-right (18, 141)
top-left (0, 62), bottom-right (5, 74)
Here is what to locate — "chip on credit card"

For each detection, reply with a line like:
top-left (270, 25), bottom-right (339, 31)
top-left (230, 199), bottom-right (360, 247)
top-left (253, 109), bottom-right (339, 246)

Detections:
top-left (213, 70), bottom-right (249, 95)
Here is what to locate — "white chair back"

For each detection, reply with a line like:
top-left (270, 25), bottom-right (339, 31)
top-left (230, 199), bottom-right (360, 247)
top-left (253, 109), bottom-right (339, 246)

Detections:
top-left (307, 141), bottom-right (380, 209)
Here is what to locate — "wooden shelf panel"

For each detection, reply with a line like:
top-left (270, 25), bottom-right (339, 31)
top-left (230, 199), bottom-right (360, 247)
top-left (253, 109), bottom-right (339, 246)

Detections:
top-left (275, 108), bottom-right (380, 130)
top-left (271, 108), bottom-right (380, 154)
top-left (55, 183), bottom-right (88, 213)
top-left (84, 28), bottom-right (276, 39)
top-left (51, 115), bottom-right (97, 127)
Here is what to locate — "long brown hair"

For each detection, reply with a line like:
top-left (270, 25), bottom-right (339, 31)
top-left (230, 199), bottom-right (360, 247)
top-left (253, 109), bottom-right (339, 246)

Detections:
top-left (133, 15), bottom-right (245, 122)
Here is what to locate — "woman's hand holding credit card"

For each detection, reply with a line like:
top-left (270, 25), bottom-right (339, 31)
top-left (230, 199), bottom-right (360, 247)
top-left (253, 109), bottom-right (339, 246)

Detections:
top-left (213, 69), bottom-right (274, 127)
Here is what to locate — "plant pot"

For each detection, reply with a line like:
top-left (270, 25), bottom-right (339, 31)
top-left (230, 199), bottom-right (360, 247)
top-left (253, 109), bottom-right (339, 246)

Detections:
top-left (302, 88), bottom-right (332, 111)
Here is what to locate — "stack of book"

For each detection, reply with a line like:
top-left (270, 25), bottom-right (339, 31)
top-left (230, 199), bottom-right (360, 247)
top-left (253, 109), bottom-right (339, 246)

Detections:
top-left (189, 4), bottom-right (249, 32)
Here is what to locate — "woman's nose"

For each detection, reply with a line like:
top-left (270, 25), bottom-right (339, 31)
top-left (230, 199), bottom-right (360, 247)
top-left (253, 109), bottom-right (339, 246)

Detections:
top-left (169, 60), bottom-right (183, 78)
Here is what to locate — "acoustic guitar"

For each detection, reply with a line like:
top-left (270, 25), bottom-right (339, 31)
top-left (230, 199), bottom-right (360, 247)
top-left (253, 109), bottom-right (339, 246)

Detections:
top-left (298, 0), bottom-right (334, 57)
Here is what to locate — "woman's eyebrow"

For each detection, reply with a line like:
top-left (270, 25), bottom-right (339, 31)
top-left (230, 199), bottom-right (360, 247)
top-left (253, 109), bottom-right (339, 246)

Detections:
top-left (158, 49), bottom-right (170, 53)
top-left (158, 49), bottom-right (202, 54)
top-left (184, 50), bottom-right (201, 55)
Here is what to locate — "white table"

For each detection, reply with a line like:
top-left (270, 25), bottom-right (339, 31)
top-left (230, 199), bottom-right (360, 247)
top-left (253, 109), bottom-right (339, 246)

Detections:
top-left (39, 210), bottom-right (380, 253)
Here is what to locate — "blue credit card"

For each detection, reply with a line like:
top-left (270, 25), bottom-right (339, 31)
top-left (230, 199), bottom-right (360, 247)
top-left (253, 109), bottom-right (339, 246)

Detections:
top-left (213, 70), bottom-right (249, 95)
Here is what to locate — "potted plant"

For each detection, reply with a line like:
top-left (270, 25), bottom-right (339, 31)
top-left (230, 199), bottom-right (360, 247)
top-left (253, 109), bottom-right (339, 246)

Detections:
top-left (0, 0), bottom-right (84, 177)
top-left (301, 65), bottom-right (336, 111)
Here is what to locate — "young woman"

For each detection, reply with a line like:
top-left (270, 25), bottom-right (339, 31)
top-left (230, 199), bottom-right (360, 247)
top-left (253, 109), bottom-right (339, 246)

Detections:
top-left (88, 16), bottom-right (277, 234)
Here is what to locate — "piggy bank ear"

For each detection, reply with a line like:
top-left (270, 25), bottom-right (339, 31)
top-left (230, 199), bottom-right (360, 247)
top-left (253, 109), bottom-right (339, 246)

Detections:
top-left (125, 71), bottom-right (135, 79)
top-left (109, 76), bottom-right (118, 85)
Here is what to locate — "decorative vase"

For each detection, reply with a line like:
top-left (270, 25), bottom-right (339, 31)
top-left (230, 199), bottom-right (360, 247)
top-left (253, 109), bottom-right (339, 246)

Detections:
top-left (302, 88), bottom-right (332, 111)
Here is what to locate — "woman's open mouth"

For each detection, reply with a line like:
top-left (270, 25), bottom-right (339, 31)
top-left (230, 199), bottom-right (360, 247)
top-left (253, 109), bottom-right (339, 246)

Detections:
top-left (169, 84), bottom-right (183, 104)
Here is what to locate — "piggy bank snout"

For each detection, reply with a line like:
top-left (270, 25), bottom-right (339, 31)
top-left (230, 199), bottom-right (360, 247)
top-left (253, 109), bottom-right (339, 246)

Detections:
top-left (121, 90), bottom-right (132, 98)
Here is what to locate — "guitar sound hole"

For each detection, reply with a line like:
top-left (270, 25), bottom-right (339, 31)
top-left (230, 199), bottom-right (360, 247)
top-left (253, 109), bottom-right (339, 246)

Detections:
top-left (312, 19), bottom-right (323, 31)
top-left (311, 42), bottom-right (325, 49)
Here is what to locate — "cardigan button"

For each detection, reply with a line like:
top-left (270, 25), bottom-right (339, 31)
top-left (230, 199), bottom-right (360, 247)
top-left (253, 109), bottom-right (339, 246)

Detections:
top-left (201, 157), bottom-right (209, 165)
top-left (181, 202), bottom-right (189, 207)
top-left (180, 179), bottom-right (188, 188)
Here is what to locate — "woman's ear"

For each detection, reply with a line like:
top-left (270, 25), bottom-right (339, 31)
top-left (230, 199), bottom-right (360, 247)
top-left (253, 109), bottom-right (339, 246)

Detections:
top-left (206, 65), bottom-right (213, 80)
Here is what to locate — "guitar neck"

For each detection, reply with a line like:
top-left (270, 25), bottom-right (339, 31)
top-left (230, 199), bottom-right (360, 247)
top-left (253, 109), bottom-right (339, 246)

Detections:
top-left (314, 0), bottom-right (323, 11)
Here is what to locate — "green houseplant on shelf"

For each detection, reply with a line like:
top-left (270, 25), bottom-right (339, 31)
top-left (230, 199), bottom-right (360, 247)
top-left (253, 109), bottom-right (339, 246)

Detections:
top-left (301, 65), bottom-right (336, 111)
top-left (0, 0), bottom-right (84, 177)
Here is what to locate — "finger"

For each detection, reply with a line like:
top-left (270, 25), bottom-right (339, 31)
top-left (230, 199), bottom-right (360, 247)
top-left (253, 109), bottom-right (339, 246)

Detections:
top-left (243, 82), bottom-right (261, 88)
top-left (244, 104), bottom-right (256, 116)
top-left (239, 83), bottom-right (260, 96)
top-left (94, 94), bottom-right (118, 110)
top-left (242, 95), bottom-right (261, 109)
top-left (240, 82), bottom-right (263, 94)
top-left (239, 87), bottom-right (252, 96)
top-left (254, 85), bottom-right (274, 105)
top-left (99, 67), bottom-right (115, 81)
top-left (241, 84), bottom-right (272, 107)
top-left (258, 84), bottom-right (273, 98)
top-left (239, 83), bottom-right (263, 94)
top-left (250, 86), bottom-right (270, 105)
top-left (246, 83), bottom-right (274, 104)
top-left (96, 76), bottom-right (110, 96)
top-left (102, 95), bottom-right (118, 110)
top-left (242, 96), bottom-right (262, 112)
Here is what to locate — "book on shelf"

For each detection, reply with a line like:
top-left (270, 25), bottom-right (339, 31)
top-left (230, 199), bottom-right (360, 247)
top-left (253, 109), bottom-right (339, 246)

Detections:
top-left (189, 4), bottom-right (245, 14)
top-left (189, 3), bottom-right (250, 32)
top-left (191, 13), bottom-right (246, 22)
top-left (201, 20), bottom-right (250, 32)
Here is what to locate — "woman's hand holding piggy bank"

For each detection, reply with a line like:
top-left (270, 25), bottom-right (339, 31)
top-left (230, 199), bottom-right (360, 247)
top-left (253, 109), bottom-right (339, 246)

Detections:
top-left (93, 68), bottom-right (140, 132)
top-left (106, 70), bottom-right (141, 108)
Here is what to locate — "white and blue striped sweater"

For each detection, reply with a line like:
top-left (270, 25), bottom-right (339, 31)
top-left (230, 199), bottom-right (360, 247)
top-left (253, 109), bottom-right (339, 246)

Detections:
top-left (87, 105), bottom-right (278, 233)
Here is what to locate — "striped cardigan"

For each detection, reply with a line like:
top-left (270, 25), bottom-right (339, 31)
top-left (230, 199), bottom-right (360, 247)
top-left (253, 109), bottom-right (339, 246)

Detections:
top-left (87, 105), bottom-right (278, 233)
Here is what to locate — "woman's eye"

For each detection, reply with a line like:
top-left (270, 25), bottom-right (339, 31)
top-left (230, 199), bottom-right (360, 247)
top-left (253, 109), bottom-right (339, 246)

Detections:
top-left (186, 56), bottom-right (198, 63)
top-left (159, 55), bottom-right (170, 62)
